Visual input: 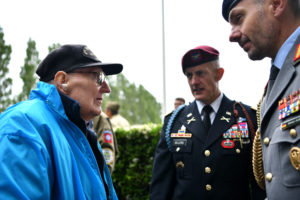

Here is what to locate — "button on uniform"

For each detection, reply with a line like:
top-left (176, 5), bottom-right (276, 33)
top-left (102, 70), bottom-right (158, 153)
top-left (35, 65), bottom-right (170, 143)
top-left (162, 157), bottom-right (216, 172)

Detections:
top-left (206, 184), bottom-right (212, 191)
top-left (290, 129), bottom-right (297, 138)
top-left (264, 137), bottom-right (270, 146)
top-left (204, 150), bottom-right (210, 157)
top-left (205, 167), bottom-right (211, 174)
top-left (265, 173), bottom-right (273, 182)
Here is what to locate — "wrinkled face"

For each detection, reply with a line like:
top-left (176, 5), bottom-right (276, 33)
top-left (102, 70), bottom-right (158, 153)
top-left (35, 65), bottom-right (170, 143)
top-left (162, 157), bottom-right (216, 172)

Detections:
top-left (65, 67), bottom-right (111, 121)
top-left (228, 0), bottom-right (279, 60)
top-left (185, 61), bottom-right (223, 104)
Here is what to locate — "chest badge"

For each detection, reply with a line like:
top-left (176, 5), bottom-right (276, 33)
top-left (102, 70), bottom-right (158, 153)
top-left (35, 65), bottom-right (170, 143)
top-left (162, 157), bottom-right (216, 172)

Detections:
top-left (171, 125), bottom-right (192, 138)
top-left (221, 139), bottom-right (235, 149)
top-left (278, 89), bottom-right (300, 120)
top-left (290, 147), bottom-right (300, 171)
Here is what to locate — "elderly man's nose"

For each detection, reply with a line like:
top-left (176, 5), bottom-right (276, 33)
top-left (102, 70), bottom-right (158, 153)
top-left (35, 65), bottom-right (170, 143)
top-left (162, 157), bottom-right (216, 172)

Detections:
top-left (100, 81), bottom-right (111, 93)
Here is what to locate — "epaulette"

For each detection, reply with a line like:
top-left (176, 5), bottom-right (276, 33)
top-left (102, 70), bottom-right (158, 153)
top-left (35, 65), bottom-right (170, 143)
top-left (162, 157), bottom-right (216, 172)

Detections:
top-left (293, 43), bottom-right (300, 66)
top-left (165, 104), bottom-right (186, 151)
top-left (251, 106), bottom-right (257, 111)
top-left (164, 110), bottom-right (173, 118)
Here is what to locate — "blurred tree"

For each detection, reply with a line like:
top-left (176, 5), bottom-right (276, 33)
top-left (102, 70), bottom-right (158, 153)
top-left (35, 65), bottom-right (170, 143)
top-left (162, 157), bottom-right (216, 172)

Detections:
top-left (103, 74), bottom-right (162, 125)
top-left (48, 43), bottom-right (61, 52)
top-left (16, 38), bottom-right (40, 101)
top-left (0, 26), bottom-right (12, 112)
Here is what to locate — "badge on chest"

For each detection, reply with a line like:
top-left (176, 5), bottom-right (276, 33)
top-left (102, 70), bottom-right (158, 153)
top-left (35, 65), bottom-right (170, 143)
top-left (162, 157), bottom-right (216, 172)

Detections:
top-left (170, 125), bottom-right (192, 153)
top-left (222, 117), bottom-right (250, 149)
top-left (279, 89), bottom-right (300, 130)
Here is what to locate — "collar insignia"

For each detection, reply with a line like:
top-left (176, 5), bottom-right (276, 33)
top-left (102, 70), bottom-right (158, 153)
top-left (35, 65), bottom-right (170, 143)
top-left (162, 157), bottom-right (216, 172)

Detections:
top-left (293, 44), bottom-right (300, 65)
top-left (187, 117), bottom-right (196, 124)
top-left (221, 116), bottom-right (230, 123)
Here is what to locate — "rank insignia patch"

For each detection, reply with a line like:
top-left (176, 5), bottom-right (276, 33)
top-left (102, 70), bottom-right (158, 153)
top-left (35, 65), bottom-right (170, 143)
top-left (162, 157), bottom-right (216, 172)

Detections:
top-left (278, 89), bottom-right (300, 120)
top-left (223, 122), bottom-right (249, 138)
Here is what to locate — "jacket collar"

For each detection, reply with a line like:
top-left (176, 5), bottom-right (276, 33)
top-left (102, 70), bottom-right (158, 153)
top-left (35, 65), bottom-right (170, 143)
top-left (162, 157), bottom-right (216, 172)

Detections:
top-left (30, 82), bottom-right (87, 134)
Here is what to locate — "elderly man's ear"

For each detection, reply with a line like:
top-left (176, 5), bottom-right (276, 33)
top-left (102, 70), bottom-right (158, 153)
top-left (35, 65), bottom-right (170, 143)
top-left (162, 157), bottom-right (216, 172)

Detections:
top-left (54, 71), bottom-right (69, 93)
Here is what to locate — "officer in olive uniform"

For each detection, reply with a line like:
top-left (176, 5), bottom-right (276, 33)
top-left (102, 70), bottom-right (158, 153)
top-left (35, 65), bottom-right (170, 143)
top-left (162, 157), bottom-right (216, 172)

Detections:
top-left (93, 112), bottom-right (119, 174)
top-left (150, 45), bottom-right (265, 200)
top-left (222, 0), bottom-right (300, 199)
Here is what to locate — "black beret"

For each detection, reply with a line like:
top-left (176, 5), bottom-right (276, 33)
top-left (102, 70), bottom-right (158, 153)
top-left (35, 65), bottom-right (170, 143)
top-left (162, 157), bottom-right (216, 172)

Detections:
top-left (36, 44), bottom-right (123, 82)
top-left (222, 0), bottom-right (241, 21)
top-left (181, 45), bottom-right (219, 73)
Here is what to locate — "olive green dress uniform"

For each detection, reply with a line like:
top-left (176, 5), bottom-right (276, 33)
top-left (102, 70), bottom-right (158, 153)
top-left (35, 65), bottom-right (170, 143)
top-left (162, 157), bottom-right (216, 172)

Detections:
top-left (259, 35), bottom-right (300, 199)
top-left (93, 113), bottom-right (119, 174)
top-left (150, 95), bottom-right (265, 200)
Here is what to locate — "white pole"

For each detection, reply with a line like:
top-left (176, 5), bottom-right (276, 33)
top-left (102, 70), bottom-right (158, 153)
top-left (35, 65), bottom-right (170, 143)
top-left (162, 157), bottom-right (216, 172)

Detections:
top-left (162, 0), bottom-right (166, 117)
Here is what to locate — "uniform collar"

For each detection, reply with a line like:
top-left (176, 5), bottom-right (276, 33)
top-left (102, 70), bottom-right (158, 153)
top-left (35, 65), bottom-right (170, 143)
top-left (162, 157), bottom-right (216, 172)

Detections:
top-left (273, 26), bottom-right (300, 70)
top-left (196, 93), bottom-right (223, 115)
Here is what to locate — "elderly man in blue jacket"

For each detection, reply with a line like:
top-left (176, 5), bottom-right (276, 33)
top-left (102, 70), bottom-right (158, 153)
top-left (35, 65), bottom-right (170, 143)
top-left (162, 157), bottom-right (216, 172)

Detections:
top-left (0, 44), bottom-right (122, 200)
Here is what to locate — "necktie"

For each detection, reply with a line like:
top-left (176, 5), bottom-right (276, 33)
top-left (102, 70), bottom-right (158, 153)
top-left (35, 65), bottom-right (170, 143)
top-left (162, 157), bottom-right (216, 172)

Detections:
top-left (266, 65), bottom-right (280, 98)
top-left (202, 105), bottom-right (213, 133)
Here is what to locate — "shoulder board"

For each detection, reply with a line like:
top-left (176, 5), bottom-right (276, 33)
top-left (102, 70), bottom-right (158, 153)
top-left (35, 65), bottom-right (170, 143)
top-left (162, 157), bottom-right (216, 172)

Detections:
top-left (164, 110), bottom-right (173, 118)
top-left (293, 43), bottom-right (300, 66)
top-left (251, 106), bottom-right (257, 111)
top-left (165, 105), bottom-right (186, 151)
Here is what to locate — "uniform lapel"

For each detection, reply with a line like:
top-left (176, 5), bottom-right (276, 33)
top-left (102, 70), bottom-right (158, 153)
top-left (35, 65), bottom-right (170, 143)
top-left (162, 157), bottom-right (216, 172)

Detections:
top-left (205, 96), bottom-right (236, 148)
top-left (261, 36), bottom-right (300, 132)
top-left (179, 101), bottom-right (206, 143)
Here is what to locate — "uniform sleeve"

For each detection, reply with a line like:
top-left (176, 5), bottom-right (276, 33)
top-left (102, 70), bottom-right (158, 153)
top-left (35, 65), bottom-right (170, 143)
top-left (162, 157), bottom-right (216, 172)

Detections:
top-left (150, 119), bottom-right (176, 200)
top-left (93, 115), bottom-right (117, 174)
top-left (0, 132), bottom-right (52, 199)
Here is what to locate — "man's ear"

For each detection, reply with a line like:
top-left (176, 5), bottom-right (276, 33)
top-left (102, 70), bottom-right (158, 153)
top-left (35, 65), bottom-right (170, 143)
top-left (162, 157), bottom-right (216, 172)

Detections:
top-left (270, 0), bottom-right (287, 17)
top-left (217, 68), bottom-right (224, 81)
top-left (54, 71), bottom-right (69, 93)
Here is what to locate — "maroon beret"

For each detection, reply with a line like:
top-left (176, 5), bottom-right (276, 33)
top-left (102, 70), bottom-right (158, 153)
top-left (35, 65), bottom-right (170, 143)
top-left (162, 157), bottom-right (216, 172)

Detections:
top-left (181, 45), bottom-right (219, 73)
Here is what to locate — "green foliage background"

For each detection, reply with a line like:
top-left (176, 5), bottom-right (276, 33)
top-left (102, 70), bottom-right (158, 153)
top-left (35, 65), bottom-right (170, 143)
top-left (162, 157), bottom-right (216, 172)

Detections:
top-left (0, 27), bottom-right (12, 112)
top-left (103, 74), bottom-right (162, 125)
top-left (112, 124), bottom-right (162, 200)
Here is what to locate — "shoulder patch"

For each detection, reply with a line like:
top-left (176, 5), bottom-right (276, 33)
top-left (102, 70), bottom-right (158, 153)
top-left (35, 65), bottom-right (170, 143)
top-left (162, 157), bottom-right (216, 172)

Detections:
top-left (294, 44), bottom-right (300, 66)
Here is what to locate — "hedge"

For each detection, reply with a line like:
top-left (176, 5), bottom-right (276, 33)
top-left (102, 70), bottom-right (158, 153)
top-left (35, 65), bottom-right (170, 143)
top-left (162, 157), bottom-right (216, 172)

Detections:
top-left (112, 123), bottom-right (162, 200)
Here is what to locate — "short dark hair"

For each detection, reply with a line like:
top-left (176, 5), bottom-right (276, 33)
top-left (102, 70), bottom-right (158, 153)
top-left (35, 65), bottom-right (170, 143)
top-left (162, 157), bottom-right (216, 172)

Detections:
top-left (106, 102), bottom-right (120, 115)
top-left (175, 97), bottom-right (185, 103)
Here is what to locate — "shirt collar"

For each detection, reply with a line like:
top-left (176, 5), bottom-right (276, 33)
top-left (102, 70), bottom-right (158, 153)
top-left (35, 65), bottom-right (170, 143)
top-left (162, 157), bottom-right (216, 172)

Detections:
top-left (196, 93), bottom-right (223, 115)
top-left (273, 26), bottom-right (300, 69)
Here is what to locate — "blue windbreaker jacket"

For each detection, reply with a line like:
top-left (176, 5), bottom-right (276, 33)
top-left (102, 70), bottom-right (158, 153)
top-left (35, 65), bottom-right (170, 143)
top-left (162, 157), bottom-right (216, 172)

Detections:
top-left (0, 82), bottom-right (118, 200)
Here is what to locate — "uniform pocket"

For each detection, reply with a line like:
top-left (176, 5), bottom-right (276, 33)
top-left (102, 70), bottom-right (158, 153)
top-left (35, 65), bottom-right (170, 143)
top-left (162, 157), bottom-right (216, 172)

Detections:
top-left (270, 126), bottom-right (300, 187)
top-left (173, 154), bottom-right (193, 180)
